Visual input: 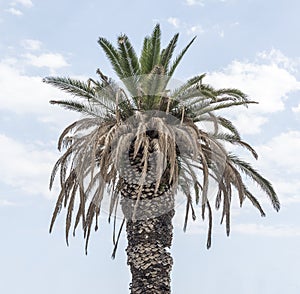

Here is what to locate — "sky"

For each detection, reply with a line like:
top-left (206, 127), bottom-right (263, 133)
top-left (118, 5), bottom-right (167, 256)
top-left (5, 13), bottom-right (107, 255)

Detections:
top-left (0, 0), bottom-right (300, 293)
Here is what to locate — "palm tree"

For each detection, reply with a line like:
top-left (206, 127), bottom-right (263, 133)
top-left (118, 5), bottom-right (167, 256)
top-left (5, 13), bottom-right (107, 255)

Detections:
top-left (45, 24), bottom-right (280, 294)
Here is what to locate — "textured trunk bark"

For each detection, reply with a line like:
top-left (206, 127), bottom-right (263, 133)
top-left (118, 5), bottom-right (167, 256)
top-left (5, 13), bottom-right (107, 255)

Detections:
top-left (125, 209), bottom-right (174, 294)
top-left (119, 141), bottom-right (176, 293)
top-left (120, 156), bottom-right (175, 293)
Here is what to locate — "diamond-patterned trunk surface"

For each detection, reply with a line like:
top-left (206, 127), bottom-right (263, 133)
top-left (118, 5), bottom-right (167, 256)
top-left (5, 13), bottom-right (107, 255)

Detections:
top-left (121, 149), bottom-right (175, 294)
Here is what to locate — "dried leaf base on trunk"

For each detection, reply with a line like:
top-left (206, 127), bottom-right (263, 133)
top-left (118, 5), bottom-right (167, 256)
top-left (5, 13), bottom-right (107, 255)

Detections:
top-left (121, 180), bottom-right (175, 294)
top-left (126, 211), bottom-right (174, 294)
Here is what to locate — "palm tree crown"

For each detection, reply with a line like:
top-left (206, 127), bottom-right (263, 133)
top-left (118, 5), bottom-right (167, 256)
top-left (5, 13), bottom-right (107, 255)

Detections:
top-left (44, 24), bottom-right (280, 254)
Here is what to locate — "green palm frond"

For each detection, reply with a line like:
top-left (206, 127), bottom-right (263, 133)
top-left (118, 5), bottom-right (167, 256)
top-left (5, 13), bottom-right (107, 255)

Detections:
top-left (212, 133), bottom-right (258, 159)
top-left (139, 65), bottom-right (168, 109)
top-left (44, 76), bottom-right (117, 113)
top-left (149, 24), bottom-right (161, 70)
top-left (214, 88), bottom-right (248, 100)
top-left (172, 74), bottom-right (206, 99)
top-left (44, 77), bottom-right (96, 100)
top-left (168, 36), bottom-right (196, 77)
top-left (139, 37), bottom-right (152, 74)
top-left (194, 100), bottom-right (258, 118)
top-left (98, 37), bottom-right (124, 78)
top-left (140, 24), bottom-right (161, 74)
top-left (160, 33), bottom-right (179, 72)
top-left (172, 84), bottom-right (218, 111)
top-left (228, 154), bottom-right (280, 211)
top-left (117, 34), bottom-right (140, 78)
top-left (215, 116), bottom-right (241, 138)
top-left (49, 100), bottom-right (107, 117)
top-left (244, 186), bottom-right (266, 217)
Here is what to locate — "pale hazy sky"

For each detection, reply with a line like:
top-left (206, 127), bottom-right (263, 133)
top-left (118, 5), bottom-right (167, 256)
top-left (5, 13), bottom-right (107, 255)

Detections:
top-left (0, 0), bottom-right (300, 293)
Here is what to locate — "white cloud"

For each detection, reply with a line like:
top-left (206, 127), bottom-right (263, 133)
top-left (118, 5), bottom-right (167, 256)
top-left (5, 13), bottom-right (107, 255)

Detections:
top-left (21, 39), bottom-right (42, 51)
top-left (231, 21), bottom-right (239, 26)
top-left (185, 0), bottom-right (205, 6)
top-left (258, 49), bottom-right (300, 73)
top-left (167, 18), bottom-right (206, 36)
top-left (273, 180), bottom-right (300, 204)
top-left (24, 53), bottom-right (69, 70)
top-left (231, 114), bottom-right (268, 135)
top-left (152, 18), bottom-right (160, 23)
top-left (185, 0), bottom-right (228, 5)
top-left (0, 56), bottom-right (82, 199)
top-left (0, 60), bottom-right (78, 125)
top-left (0, 61), bottom-right (55, 114)
top-left (13, 0), bottom-right (33, 7)
top-left (185, 0), bottom-right (227, 6)
top-left (207, 61), bottom-right (300, 114)
top-left (6, 7), bottom-right (23, 16)
top-left (0, 134), bottom-right (56, 197)
top-left (167, 17), bottom-right (180, 28)
top-left (218, 29), bottom-right (224, 38)
top-left (0, 199), bottom-right (17, 206)
top-left (292, 103), bottom-right (300, 113)
top-left (234, 223), bottom-right (300, 237)
top-left (212, 24), bottom-right (225, 38)
top-left (251, 131), bottom-right (300, 205)
top-left (205, 50), bottom-right (300, 133)
top-left (187, 25), bottom-right (205, 35)
top-left (256, 131), bottom-right (300, 173)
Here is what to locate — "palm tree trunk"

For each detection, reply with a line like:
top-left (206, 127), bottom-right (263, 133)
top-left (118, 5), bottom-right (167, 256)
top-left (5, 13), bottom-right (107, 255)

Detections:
top-left (121, 181), bottom-right (175, 294)
top-left (125, 210), bottom-right (174, 294)
top-left (119, 142), bottom-right (176, 293)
